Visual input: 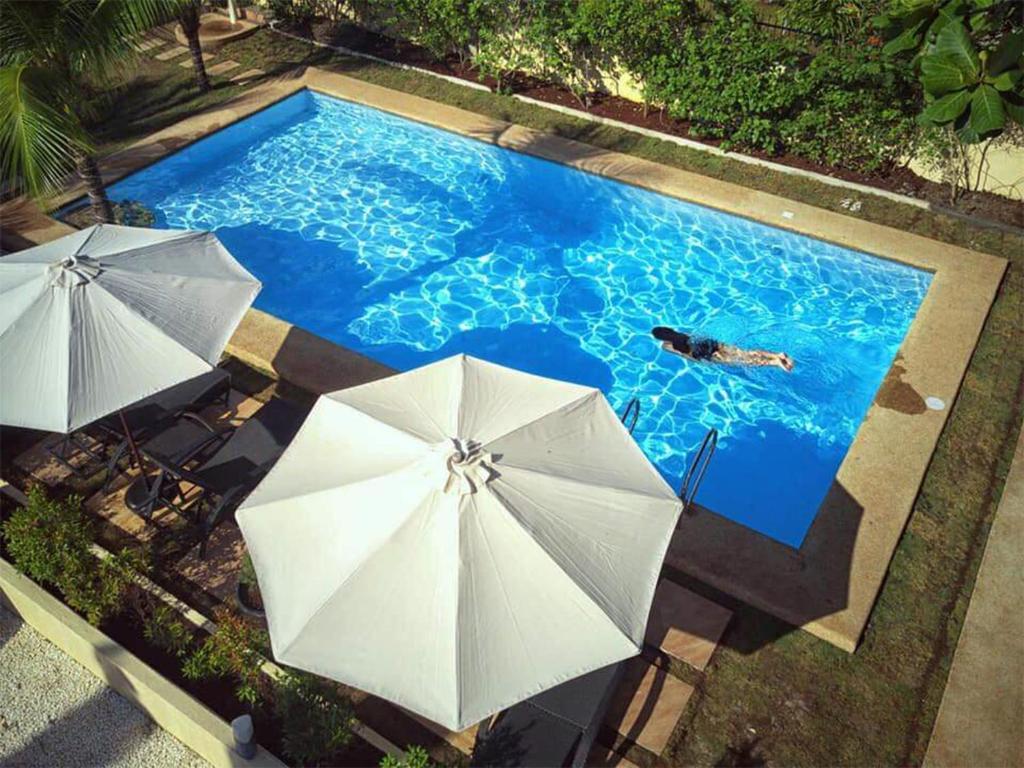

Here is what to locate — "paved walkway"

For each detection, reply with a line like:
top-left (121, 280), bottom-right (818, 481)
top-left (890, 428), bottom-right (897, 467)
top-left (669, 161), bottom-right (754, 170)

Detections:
top-left (924, 424), bottom-right (1024, 768)
top-left (0, 608), bottom-right (209, 768)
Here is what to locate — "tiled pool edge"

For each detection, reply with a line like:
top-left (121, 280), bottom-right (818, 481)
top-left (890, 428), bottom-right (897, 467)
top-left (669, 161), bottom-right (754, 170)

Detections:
top-left (0, 69), bottom-right (1007, 652)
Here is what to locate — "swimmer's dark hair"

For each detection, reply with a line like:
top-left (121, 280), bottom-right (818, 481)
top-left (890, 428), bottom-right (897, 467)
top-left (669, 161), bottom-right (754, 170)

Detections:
top-left (652, 326), bottom-right (692, 354)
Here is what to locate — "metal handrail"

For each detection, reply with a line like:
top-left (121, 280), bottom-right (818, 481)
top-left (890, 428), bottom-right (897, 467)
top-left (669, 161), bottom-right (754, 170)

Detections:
top-left (619, 397), bottom-right (641, 435)
top-left (679, 427), bottom-right (717, 513)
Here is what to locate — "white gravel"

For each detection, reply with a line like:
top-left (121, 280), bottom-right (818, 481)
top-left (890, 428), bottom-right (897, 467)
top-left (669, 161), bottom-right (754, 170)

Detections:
top-left (0, 607), bottom-right (210, 768)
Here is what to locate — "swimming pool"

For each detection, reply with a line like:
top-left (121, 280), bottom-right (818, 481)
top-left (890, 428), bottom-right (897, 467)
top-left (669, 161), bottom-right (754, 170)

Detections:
top-left (87, 89), bottom-right (932, 547)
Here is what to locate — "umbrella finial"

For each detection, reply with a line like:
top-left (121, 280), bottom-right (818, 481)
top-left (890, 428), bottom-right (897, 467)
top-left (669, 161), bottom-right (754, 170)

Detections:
top-left (47, 254), bottom-right (101, 288)
top-left (443, 437), bottom-right (498, 495)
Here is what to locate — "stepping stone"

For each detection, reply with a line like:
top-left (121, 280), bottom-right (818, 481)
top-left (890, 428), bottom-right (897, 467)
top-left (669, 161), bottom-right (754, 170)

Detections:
top-left (645, 579), bottom-right (733, 671)
top-left (588, 745), bottom-right (641, 768)
top-left (230, 68), bottom-right (265, 85)
top-left (179, 57), bottom-right (198, 68)
top-left (154, 45), bottom-right (189, 61)
top-left (606, 658), bottom-right (694, 755)
top-left (206, 60), bottom-right (240, 77)
top-left (405, 712), bottom-right (478, 755)
top-left (174, 522), bottom-right (247, 601)
top-left (134, 38), bottom-right (164, 52)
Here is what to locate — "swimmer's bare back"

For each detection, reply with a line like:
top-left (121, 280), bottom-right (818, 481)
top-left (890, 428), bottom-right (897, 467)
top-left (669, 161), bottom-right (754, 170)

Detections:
top-left (660, 341), bottom-right (794, 372)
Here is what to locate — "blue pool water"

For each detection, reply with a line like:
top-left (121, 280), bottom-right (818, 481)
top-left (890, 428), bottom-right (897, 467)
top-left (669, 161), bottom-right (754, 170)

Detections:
top-left (91, 89), bottom-right (932, 547)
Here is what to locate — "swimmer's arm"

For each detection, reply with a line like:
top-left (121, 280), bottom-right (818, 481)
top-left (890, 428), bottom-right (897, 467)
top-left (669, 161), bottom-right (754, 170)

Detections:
top-left (660, 341), bottom-right (692, 361)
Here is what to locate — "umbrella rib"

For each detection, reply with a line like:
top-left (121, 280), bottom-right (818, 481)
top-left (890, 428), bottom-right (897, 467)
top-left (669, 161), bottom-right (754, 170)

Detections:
top-left (274, 489), bottom-right (440, 658)
top-left (481, 389), bottom-right (598, 448)
top-left (74, 224), bottom-right (103, 256)
top-left (479, 485), bottom-right (642, 649)
top-left (496, 460), bottom-right (679, 502)
top-left (88, 279), bottom-right (216, 372)
top-left (324, 398), bottom-right (435, 448)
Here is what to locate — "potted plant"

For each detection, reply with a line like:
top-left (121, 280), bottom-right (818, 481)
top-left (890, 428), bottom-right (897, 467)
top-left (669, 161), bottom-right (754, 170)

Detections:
top-left (236, 552), bottom-right (264, 618)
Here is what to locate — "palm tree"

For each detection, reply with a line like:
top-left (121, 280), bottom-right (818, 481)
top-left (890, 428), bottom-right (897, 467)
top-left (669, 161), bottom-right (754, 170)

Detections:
top-left (0, 1), bottom-right (173, 223)
top-left (178, 0), bottom-right (211, 94)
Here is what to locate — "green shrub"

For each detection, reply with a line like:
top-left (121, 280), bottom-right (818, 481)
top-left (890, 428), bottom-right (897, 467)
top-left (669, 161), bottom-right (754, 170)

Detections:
top-left (274, 671), bottom-right (355, 765)
top-left (777, 0), bottom-right (885, 42)
top-left (144, 603), bottom-right (194, 660)
top-left (183, 608), bottom-right (270, 706)
top-left (381, 745), bottom-right (436, 768)
top-left (1, 487), bottom-right (140, 625)
top-left (384, 0), bottom-right (495, 64)
top-left (639, 5), bottom-right (917, 171)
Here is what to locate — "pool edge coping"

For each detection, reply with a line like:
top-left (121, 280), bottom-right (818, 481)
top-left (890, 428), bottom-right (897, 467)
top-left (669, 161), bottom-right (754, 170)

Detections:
top-left (0, 68), bottom-right (1008, 653)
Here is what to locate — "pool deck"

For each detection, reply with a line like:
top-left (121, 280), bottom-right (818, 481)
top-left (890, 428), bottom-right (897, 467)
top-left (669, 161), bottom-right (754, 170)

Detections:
top-left (0, 67), bottom-right (1007, 652)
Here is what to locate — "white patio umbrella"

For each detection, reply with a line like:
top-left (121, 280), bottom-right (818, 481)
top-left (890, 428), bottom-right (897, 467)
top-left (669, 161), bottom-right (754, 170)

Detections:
top-left (0, 224), bottom-right (260, 437)
top-left (237, 354), bottom-right (682, 731)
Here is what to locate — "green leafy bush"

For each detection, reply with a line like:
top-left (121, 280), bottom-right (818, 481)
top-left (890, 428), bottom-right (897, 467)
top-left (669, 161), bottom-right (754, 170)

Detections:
top-left (183, 608), bottom-right (270, 706)
top-left (385, 0), bottom-right (495, 64)
top-left (876, 0), bottom-right (1024, 142)
top-left (1, 487), bottom-right (140, 625)
top-left (144, 603), bottom-right (194, 660)
top-left (381, 745), bottom-right (437, 768)
top-left (274, 671), bottom-right (355, 765)
top-left (778, 0), bottom-right (885, 42)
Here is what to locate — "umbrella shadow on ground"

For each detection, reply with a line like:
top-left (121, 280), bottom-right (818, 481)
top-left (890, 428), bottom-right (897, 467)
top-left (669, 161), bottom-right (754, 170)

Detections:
top-left (665, 480), bottom-right (864, 655)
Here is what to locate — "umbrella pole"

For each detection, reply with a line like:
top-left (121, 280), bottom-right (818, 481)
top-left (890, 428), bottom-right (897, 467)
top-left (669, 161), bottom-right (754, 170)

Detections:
top-left (118, 410), bottom-right (150, 492)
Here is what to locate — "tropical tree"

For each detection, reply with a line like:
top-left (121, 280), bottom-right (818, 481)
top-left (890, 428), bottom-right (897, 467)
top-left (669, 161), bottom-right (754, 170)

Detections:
top-left (0, 0), bottom-right (173, 222)
top-left (178, 0), bottom-right (211, 95)
top-left (875, 0), bottom-right (1024, 141)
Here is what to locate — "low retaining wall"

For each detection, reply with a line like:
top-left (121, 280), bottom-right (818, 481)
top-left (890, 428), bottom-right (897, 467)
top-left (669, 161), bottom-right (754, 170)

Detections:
top-left (0, 557), bottom-right (286, 768)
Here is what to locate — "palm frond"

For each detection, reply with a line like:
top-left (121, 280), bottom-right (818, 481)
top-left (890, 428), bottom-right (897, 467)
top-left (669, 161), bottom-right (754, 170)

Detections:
top-left (0, 64), bottom-right (89, 198)
top-left (72, 0), bottom-right (183, 81)
top-left (0, 2), bottom-right (61, 67)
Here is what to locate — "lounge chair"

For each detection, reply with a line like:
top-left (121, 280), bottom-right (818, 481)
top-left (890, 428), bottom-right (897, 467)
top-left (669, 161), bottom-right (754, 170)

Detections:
top-left (125, 397), bottom-right (304, 556)
top-left (46, 367), bottom-right (230, 484)
top-left (96, 367), bottom-right (231, 489)
top-left (471, 661), bottom-right (626, 768)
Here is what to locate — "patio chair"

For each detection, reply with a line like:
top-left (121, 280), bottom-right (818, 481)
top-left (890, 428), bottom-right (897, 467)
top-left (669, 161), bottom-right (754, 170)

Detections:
top-left (122, 412), bottom-right (227, 520)
top-left (470, 661), bottom-right (626, 768)
top-left (91, 367), bottom-right (232, 490)
top-left (126, 397), bottom-right (304, 557)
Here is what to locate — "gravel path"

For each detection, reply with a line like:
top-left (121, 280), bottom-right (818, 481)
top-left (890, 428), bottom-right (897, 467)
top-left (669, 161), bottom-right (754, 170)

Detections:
top-left (0, 607), bottom-right (210, 768)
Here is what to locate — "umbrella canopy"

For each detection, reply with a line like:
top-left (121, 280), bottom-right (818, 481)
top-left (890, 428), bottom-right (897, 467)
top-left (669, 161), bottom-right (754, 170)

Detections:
top-left (238, 354), bottom-right (682, 730)
top-left (0, 224), bottom-right (260, 433)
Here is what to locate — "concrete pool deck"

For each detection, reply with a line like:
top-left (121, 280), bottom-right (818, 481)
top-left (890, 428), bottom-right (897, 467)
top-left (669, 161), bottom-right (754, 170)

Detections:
top-left (0, 67), bottom-right (1007, 652)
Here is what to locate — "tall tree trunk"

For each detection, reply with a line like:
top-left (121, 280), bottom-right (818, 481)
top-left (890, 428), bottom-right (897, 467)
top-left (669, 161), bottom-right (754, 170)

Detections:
top-left (76, 154), bottom-right (114, 224)
top-left (180, 4), bottom-right (210, 94)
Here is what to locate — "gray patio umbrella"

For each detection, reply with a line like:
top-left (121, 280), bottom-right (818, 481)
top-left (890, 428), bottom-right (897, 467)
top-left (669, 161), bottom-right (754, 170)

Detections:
top-left (0, 224), bottom-right (260, 442)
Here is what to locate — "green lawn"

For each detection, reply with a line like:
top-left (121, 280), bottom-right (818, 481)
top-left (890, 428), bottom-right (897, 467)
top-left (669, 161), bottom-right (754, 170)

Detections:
top-left (88, 28), bottom-right (1024, 767)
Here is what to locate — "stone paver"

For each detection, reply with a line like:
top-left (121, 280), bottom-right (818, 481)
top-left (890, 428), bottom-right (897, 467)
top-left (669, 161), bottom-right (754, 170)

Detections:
top-left (924, 427), bottom-right (1024, 768)
top-left (134, 38), bottom-right (165, 52)
top-left (154, 46), bottom-right (189, 61)
top-left (606, 658), bottom-right (694, 755)
top-left (0, 608), bottom-right (209, 768)
top-left (206, 60), bottom-right (240, 77)
top-left (230, 68), bottom-right (265, 85)
top-left (587, 744), bottom-right (641, 768)
top-left (179, 57), bottom-right (198, 69)
top-left (646, 579), bottom-right (732, 671)
top-left (174, 523), bottom-right (246, 602)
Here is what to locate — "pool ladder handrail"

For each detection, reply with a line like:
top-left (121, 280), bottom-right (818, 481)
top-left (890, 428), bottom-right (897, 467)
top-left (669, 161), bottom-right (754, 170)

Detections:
top-left (679, 427), bottom-right (718, 513)
top-left (619, 397), bottom-right (641, 435)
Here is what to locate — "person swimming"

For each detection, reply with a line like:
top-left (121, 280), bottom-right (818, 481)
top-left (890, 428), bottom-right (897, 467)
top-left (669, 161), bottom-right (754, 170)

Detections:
top-left (652, 326), bottom-right (794, 372)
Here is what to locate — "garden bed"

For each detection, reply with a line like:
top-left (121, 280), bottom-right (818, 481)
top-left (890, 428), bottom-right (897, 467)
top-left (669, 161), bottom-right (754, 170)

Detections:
top-left (0, 493), bottom-right (385, 768)
top-left (273, 18), bottom-right (1022, 230)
